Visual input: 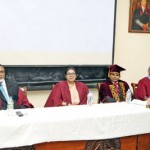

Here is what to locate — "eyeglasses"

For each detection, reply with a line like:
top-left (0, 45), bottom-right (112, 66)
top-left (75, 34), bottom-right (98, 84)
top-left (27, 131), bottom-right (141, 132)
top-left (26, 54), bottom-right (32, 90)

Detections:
top-left (66, 73), bottom-right (76, 76)
top-left (110, 72), bottom-right (120, 76)
top-left (0, 71), bottom-right (5, 74)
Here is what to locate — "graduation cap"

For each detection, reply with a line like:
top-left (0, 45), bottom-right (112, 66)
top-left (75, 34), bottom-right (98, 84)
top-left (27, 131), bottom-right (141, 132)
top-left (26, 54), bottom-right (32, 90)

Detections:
top-left (108, 64), bottom-right (126, 77)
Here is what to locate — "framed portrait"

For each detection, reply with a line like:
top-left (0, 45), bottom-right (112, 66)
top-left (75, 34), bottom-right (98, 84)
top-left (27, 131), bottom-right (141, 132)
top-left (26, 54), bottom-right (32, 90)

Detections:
top-left (129, 0), bottom-right (150, 33)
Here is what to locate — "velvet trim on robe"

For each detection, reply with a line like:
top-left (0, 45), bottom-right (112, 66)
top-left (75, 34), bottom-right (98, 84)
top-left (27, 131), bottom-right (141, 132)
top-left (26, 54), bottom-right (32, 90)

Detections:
top-left (136, 77), bottom-right (150, 100)
top-left (44, 81), bottom-right (89, 107)
top-left (99, 80), bottom-right (129, 103)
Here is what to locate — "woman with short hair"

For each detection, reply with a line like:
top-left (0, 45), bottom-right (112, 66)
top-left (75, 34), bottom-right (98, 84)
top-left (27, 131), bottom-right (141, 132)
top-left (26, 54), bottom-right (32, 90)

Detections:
top-left (44, 67), bottom-right (89, 107)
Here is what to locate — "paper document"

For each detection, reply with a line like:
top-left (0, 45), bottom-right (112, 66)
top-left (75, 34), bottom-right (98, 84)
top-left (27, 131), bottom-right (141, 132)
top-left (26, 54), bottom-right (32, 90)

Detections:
top-left (131, 99), bottom-right (147, 106)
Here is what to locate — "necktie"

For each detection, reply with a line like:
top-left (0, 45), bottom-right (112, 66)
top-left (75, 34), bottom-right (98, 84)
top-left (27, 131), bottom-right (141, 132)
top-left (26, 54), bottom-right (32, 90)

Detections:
top-left (114, 82), bottom-right (119, 94)
top-left (0, 84), bottom-right (9, 101)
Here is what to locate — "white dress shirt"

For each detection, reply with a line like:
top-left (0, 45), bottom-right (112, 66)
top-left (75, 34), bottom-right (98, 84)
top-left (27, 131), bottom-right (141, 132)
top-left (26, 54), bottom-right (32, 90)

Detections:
top-left (0, 80), bottom-right (9, 101)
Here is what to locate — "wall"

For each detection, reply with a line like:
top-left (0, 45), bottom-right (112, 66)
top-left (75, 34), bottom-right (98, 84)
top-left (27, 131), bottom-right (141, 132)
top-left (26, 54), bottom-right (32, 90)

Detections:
top-left (115, 0), bottom-right (150, 87)
top-left (3, 0), bottom-right (149, 85)
top-left (4, 0), bottom-right (150, 107)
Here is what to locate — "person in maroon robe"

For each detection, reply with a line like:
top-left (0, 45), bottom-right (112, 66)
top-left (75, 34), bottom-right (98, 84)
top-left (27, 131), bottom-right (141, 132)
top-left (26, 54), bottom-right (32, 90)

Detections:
top-left (136, 66), bottom-right (150, 101)
top-left (0, 64), bottom-right (33, 109)
top-left (99, 64), bottom-right (130, 103)
top-left (44, 67), bottom-right (89, 107)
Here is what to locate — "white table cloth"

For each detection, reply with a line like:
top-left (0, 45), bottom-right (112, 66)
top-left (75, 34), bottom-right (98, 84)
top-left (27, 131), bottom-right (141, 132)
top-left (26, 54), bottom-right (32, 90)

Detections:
top-left (0, 102), bottom-right (150, 148)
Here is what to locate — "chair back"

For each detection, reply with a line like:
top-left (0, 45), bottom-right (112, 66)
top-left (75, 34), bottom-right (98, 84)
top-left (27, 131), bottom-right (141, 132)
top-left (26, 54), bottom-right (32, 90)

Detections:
top-left (97, 83), bottom-right (102, 103)
top-left (52, 84), bottom-right (55, 89)
top-left (131, 83), bottom-right (138, 98)
top-left (97, 83), bottom-right (101, 91)
top-left (20, 86), bottom-right (27, 96)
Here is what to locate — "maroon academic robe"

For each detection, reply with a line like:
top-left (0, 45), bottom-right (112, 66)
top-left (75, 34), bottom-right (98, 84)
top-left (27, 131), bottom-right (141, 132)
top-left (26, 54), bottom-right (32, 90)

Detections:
top-left (17, 88), bottom-right (34, 108)
top-left (99, 80), bottom-right (129, 103)
top-left (136, 77), bottom-right (150, 100)
top-left (44, 81), bottom-right (89, 107)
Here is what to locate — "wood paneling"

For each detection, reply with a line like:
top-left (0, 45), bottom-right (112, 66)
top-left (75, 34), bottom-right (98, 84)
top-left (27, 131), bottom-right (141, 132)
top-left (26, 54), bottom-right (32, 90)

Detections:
top-left (121, 136), bottom-right (137, 150)
top-left (137, 134), bottom-right (150, 150)
top-left (34, 134), bottom-right (150, 150)
top-left (34, 141), bottom-right (86, 150)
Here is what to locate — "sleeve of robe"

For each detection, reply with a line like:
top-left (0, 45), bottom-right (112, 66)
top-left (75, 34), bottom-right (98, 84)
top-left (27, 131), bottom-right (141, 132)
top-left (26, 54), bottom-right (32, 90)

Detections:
top-left (44, 84), bottom-right (63, 107)
top-left (17, 88), bottom-right (34, 108)
top-left (136, 78), bottom-right (148, 100)
top-left (99, 83), bottom-right (115, 103)
top-left (99, 83), bottom-right (107, 103)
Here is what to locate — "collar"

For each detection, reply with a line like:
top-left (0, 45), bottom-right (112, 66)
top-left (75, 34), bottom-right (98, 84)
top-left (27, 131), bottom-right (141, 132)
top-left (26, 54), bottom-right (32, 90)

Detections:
top-left (0, 79), bottom-right (5, 86)
top-left (147, 76), bottom-right (150, 80)
top-left (142, 6), bottom-right (145, 12)
top-left (112, 81), bottom-right (118, 84)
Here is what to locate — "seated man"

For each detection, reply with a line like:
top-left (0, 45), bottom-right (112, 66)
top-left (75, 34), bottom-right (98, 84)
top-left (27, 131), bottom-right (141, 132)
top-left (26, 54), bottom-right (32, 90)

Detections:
top-left (0, 64), bottom-right (33, 109)
top-left (44, 67), bottom-right (89, 107)
top-left (136, 66), bottom-right (150, 101)
top-left (99, 64), bottom-right (130, 103)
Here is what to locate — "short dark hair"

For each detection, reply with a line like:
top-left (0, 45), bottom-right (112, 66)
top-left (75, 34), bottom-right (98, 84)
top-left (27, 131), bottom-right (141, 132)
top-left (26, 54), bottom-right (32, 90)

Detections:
top-left (0, 64), bottom-right (5, 70)
top-left (64, 67), bottom-right (77, 75)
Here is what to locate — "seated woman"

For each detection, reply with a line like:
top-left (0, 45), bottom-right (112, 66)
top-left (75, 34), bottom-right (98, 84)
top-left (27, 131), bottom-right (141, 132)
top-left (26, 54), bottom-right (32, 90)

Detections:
top-left (44, 67), bottom-right (89, 107)
top-left (99, 64), bottom-right (130, 103)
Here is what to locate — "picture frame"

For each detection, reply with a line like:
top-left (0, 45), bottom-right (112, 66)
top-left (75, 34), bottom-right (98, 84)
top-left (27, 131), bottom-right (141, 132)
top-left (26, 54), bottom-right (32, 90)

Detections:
top-left (129, 0), bottom-right (150, 33)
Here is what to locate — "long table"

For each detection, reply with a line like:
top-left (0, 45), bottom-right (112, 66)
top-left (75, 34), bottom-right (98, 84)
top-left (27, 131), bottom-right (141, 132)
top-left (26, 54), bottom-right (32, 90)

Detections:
top-left (0, 102), bottom-right (150, 149)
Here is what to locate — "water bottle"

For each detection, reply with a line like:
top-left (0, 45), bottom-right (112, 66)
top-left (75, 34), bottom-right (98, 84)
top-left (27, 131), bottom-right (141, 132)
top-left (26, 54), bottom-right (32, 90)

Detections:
top-left (125, 89), bottom-right (132, 104)
top-left (87, 92), bottom-right (93, 105)
top-left (7, 96), bottom-right (14, 116)
top-left (146, 100), bottom-right (150, 109)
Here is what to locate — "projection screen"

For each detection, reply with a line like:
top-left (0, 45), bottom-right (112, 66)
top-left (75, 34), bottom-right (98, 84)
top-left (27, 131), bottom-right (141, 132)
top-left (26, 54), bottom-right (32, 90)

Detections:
top-left (0, 0), bottom-right (116, 65)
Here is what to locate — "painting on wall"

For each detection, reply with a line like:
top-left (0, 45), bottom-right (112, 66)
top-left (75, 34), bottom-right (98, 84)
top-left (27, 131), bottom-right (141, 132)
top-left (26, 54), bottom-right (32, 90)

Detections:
top-left (129, 0), bottom-right (150, 33)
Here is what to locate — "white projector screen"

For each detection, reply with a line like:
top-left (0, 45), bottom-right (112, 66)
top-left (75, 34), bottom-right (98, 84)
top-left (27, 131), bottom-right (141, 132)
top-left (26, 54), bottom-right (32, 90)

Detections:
top-left (0, 0), bottom-right (116, 65)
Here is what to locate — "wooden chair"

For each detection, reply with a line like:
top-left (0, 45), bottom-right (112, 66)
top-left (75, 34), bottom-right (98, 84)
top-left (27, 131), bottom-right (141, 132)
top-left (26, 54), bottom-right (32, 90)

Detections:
top-left (97, 83), bottom-right (101, 91)
top-left (52, 84), bottom-right (55, 89)
top-left (20, 86), bottom-right (27, 96)
top-left (131, 83), bottom-right (138, 98)
top-left (97, 83), bottom-right (102, 103)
